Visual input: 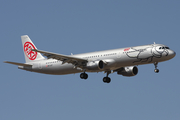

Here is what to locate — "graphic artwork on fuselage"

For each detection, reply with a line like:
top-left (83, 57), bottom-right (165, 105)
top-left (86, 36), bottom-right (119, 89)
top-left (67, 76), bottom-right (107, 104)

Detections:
top-left (125, 45), bottom-right (169, 63)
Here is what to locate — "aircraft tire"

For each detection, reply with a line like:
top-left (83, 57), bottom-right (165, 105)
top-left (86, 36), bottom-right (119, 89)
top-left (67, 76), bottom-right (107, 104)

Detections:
top-left (103, 77), bottom-right (111, 83)
top-left (80, 73), bottom-right (88, 79)
top-left (154, 69), bottom-right (159, 73)
top-left (80, 73), bottom-right (84, 79)
top-left (84, 73), bottom-right (88, 79)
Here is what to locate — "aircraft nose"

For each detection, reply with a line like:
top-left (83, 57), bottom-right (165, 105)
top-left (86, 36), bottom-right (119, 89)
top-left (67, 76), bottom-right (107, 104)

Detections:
top-left (169, 50), bottom-right (176, 58)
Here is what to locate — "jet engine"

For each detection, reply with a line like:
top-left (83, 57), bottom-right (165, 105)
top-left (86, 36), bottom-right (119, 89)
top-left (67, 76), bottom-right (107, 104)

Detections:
top-left (86, 60), bottom-right (104, 70)
top-left (117, 66), bottom-right (138, 77)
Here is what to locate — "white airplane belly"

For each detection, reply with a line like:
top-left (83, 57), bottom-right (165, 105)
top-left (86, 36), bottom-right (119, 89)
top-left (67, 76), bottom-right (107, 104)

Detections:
top-left (32, 62), bottom-right (81, 75)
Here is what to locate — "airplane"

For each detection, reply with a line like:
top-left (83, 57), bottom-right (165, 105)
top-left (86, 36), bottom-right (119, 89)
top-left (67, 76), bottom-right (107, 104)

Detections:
top-left (4, 35), bottom-right (176, 83)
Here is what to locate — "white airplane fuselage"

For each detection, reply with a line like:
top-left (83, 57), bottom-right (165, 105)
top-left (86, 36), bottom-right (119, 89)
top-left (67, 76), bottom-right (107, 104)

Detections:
top-left (20, 44), bottom-right (175, 75)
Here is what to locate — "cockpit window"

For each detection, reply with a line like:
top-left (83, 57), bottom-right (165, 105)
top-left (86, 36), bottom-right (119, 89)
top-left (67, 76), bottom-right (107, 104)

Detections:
top-left (159, 47), bottom-right (170, 49)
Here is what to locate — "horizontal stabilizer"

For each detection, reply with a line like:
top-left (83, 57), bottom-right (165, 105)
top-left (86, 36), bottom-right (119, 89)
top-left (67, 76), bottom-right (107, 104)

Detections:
top-left (4, 61), bottom-right (32, 66)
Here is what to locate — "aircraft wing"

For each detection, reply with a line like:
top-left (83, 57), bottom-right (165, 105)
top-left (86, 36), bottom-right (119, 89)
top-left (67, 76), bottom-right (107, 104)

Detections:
top-left (32, 49), bottom-right (88, 68)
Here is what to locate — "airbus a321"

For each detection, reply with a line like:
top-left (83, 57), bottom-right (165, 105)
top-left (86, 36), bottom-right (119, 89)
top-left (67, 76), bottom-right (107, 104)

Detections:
top-left (4, 35), bottom-right (176, 83)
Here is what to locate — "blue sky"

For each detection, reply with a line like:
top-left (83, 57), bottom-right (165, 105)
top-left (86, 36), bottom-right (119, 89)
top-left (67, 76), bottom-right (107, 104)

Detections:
top-left (1, 0), bottom-right (180, 120)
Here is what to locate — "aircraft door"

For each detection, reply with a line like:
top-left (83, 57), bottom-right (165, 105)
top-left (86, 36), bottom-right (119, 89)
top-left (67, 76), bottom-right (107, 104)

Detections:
top-left (117, 52), bottom-right (121, 58)
top-left (38, 63), bottom-right (42, 69)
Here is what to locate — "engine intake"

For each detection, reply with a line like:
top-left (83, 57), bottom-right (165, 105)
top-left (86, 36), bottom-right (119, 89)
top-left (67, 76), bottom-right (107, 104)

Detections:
top-left (117, 66), bottom-right (138, 77)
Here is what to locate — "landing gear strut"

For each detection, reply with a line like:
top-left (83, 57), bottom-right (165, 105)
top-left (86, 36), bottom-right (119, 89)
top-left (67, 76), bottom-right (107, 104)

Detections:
top-left (80, 72), bottom-right (88, 79)
top-left (103, 71), bottom-right (111, 83)
top-left (154, 62), bottom-right (159, 73)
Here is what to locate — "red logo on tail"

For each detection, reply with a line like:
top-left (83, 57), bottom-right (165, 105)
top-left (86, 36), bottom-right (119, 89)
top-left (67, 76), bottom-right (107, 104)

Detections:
top-left (24, 42), bottom-right (37, 60)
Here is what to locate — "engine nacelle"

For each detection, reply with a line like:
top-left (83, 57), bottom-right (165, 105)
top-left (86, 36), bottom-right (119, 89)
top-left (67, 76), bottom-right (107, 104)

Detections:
top-left (86, 60), bottom-right (104, 70)
top-left (117, 66), bottom-right (138, 77)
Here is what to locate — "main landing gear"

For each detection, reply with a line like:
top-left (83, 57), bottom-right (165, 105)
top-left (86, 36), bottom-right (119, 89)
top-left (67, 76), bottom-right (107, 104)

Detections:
top-left (103, 71), bottom-right (111, 83)
top-left (154, 62), bottom-right (159, 73)
top-left (80, 71), bottom-right (112, 83)
top-left (80, 72), bottom-right (88, 79)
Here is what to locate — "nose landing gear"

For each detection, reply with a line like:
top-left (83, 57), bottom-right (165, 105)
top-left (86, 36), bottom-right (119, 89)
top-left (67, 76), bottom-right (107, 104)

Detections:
top-left (154, 62), bottom-right (159, 73)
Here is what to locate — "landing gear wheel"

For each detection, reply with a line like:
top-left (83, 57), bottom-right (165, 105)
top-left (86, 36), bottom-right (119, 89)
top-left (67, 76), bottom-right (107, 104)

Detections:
top-left (103, 77), bottom-right (106, 83)
top-left (80, 73), bottom-right (84, 79)
top-left (154, 62), bottom-right (159, 73)
top-left (154, 69), bottom-right (159, 73)
top-left (80, 73), bottom-right (88, 79)
top-left (103, 77), bottom-right (111, 83)
top-left (84, 73), bottom-right (88, 79)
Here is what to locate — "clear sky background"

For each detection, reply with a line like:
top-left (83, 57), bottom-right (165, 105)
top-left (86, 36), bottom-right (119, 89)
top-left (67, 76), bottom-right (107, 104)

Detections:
top-left (1, 0), bottom-right (180, 120)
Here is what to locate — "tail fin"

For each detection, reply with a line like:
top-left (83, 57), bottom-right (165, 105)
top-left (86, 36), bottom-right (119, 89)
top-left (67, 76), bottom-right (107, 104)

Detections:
top-left (21, 35), bottom-right (45, 63)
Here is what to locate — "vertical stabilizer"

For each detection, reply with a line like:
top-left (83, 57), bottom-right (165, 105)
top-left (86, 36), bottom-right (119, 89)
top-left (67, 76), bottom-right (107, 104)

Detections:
top-left (21, 35), bottom-right (45, 63)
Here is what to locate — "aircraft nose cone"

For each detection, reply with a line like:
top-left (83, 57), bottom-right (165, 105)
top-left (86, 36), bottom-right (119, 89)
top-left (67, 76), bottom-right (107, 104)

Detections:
top-left (169, 50), bottom-right (176, 58)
